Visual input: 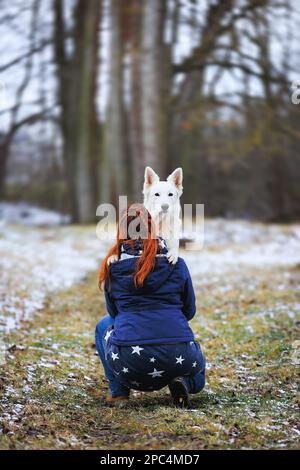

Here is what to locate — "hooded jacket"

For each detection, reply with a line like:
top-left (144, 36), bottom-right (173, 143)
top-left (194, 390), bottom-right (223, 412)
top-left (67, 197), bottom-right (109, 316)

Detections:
top-left (104, 240), bottom-right (196, 346)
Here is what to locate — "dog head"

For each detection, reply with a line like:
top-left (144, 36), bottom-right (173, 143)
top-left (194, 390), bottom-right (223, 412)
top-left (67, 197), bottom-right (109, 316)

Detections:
top-left (143, 166), bottom-right (183, 217)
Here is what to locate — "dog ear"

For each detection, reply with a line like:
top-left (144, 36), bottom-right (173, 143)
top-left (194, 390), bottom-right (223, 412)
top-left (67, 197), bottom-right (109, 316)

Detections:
top-left (167, 168), bottom-right (183, 192)
top-left (143, 167), bottom-right (159, 189)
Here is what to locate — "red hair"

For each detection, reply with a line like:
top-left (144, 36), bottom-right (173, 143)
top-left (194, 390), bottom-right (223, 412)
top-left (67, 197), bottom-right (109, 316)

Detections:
top-left (99, 204), bottom-right (159, 289)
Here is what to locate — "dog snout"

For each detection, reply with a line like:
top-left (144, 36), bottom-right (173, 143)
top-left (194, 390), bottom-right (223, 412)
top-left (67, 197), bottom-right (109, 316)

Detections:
top-left (161, 204), bottom-right (169, 212)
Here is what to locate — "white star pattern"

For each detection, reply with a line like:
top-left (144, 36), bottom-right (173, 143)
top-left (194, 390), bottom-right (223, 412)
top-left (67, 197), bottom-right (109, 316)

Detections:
top-left (148, 368), bottom-right (165, 378)
top-left (131, 345), bottom-right (144, 356)
top-left (175, 355), bottom-right (185, 365)
top-left (111, 352), bottom-right (119, 361)
top-left (131, 381), bottom-right (141, 387)
top-left (104, 329), bottom-right (113, 342)
top-left (122, 367), bottom-right (129, 374)
top-left (192, 361), bottom-right (197, 368)
top-left (149, 357), bottom-right (156, 363)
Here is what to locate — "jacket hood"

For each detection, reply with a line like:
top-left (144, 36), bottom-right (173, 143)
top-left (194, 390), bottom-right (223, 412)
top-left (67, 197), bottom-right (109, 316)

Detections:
top-left (109, 239), bottom-right (174, 293)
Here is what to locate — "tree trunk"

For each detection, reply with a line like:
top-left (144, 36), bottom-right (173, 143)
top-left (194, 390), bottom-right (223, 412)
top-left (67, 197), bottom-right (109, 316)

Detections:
top-left (101, 0), bottom-right (126, 204)
top-left (253, 9), bottom-right (288, 220)
top-left (73, 0), bottom-right (101, 222)
top-left (53, 0), bottom-right (101, 222)
top-left (127, 0), bottom-right (143, 199)
top-left (140, 0), bottom-right (168, 177)
top-left (170, 0), bottom-right (233, 169)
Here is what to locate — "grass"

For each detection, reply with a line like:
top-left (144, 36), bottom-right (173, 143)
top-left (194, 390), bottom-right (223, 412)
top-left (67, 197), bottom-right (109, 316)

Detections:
top-left (0, 265), bottom-right (299, 450)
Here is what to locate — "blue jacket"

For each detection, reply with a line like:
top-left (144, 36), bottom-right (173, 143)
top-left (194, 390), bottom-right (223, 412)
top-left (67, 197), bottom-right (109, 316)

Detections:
top-left (104, 242), bottom-right (196, 345)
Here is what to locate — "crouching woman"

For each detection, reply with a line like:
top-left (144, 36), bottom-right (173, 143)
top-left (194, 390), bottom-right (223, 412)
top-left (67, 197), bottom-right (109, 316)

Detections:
top-left (95, 205), bottom-right (205, 407)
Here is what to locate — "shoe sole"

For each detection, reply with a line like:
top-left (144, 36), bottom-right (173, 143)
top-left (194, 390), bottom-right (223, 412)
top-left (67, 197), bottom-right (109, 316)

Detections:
top-left (169, 379), bottom-right (191, 408)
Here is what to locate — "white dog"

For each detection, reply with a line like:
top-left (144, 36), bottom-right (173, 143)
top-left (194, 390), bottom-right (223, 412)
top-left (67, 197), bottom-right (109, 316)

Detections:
top-left (107, 166), bottom-right (183, 266)
top-left (143, 166), bottom-right (183, 265)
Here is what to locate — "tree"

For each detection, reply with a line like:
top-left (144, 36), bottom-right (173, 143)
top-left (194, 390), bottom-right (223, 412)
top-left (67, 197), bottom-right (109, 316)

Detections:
top-left (1, 0), bottom-right (300, 222)
top-left (140, 0), bottom-right (168, 177)
top-left (53, 0), bottom-right (102, 222)
top-left (126, 0), bottom-right (143, 199)
top-left (0, 0), bottom-right (50, 198)
top-left (101, 0), bottom-right (127, 204)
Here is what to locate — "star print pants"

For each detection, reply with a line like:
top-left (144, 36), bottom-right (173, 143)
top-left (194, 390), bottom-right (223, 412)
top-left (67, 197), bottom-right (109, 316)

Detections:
top-left (95, 315), bottom-right (206, 397)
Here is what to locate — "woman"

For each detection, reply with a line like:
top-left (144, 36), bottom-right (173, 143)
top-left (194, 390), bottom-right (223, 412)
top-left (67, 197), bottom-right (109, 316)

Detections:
top-left (95, 204), bottom-right (205, 407)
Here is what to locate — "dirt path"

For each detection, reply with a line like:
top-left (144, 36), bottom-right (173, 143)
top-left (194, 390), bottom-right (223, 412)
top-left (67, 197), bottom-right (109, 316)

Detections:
top-left (0, 261), bottom-right (299, 449)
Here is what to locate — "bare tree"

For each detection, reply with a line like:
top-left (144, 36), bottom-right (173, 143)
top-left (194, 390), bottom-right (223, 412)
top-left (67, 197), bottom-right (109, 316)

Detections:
top-left (1, 0), bottom-right (299, 222)
top-left (0, 0), bottom-right (55, 197)
top-left (126, 0), bottom-right (144, 199)
top-left (53, 0), bottom-right (102, 222)
top-left (140, 0), bottom-right (169, 177)
top-left (101, 0), bottom-right (127, 204)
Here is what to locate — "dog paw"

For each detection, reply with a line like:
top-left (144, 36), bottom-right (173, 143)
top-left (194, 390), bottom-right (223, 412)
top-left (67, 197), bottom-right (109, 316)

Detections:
top-left (107, 254), bottom-right (119, 266)
top-left (166, 250), bottom-right (178, 265)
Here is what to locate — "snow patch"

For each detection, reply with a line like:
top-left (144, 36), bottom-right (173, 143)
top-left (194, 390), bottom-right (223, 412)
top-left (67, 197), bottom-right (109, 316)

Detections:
top-left (1, 207), bottom-right (300, 336)
top-left (184, 219), bottom-right (300, 276)
top-left (0, 202), bottom-right (71, 226)
top-left (0, 222), bottom-right (109, 333)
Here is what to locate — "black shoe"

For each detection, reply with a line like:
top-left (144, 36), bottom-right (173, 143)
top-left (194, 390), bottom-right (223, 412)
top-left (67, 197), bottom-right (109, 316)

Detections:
top-left (169, 377), bottom-right (191, 408)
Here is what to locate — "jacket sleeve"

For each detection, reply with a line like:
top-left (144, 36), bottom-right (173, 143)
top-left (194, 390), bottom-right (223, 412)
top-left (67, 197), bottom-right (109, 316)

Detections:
top-left (182, 263), bottom-right (196, 321)
top-left (104, 287), bottom-right (118, 318)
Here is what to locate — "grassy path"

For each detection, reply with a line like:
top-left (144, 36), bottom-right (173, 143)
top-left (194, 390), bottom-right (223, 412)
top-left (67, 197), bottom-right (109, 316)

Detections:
top-left (0, 265), bottom-right (299, 450)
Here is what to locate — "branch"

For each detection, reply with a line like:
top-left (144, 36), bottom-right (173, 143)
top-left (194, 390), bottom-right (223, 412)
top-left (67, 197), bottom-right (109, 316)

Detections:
top-left (173, 0), bottom-right (268, 73)
top-left (5, 107), bottom-right (58, 142)
top-left (0, 39), bottom-right (53, 73)
top-left (9, 0), bottom-right (41, 130)
top-left (173, 60), bottom-right (289, 85)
